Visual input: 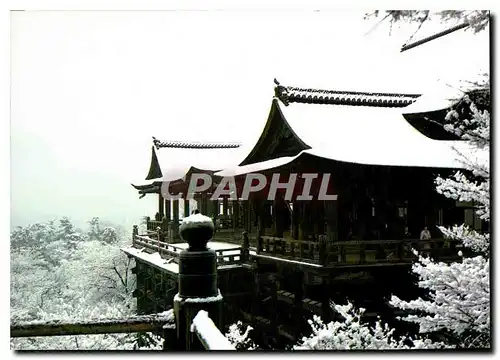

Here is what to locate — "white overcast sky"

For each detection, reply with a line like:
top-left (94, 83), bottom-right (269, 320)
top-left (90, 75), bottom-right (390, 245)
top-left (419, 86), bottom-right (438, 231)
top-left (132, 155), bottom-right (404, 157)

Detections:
top-left (9, 10), bottom-right (489, 229)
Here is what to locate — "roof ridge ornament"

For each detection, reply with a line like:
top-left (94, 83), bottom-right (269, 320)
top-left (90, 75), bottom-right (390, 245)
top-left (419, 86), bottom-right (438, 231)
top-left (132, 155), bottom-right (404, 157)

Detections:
top-left (273, 79), bottom-right (422, 108)
top-left (152, 137), bottom-right (241, 149)
top-left (274, 78), bottom-right (290, 106)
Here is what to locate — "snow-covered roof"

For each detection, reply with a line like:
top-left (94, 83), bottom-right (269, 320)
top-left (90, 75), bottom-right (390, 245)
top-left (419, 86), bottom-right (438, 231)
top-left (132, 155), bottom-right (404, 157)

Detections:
top-left (278, 99), bottom-right (469, 168)
top-left (401, 81), bottom-right (467, 114)
top-left (215, 92), bottom-right (477, 176)
top-left (138, 79), bottom-right (480, 189)
top-left (216, 154), bottom-right (301, 177)
top-left (153, 145), bottom-right (250, 182)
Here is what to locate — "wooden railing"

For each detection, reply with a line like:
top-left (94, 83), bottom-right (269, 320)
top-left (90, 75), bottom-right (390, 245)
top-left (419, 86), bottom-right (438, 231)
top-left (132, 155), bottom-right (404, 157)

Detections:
top-left (133, 234), bottom-right (184, 263)
top-left (11, 311), bottom-right (176, 350)
top-left (257, 236), bottom-right (462, 266)
top-left (132, 234), bottom-right (245, 267)
top-left (146, 219), bottom-right (164, 232)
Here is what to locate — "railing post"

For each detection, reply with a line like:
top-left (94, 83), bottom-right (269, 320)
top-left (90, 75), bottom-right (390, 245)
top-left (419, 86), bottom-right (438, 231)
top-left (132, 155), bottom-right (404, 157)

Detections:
top-left (257, 236), bottom-right (263, 254)
top-left (242, 231), bottom-right (250, 262)
top-left (132, 225), bottom-right (138, 241)
top-left (161, 216), bottom-right (169, 242)
top-left (359, 242), bottom-right (366, 264)
top-left (319, 238), bottom-right (327, 265)
top-left (396, 241), bottom-right (403, 261)
top-left (145, 216), bottom-right (151, 231)
top-left (173, 213), bottom-right (223, 351)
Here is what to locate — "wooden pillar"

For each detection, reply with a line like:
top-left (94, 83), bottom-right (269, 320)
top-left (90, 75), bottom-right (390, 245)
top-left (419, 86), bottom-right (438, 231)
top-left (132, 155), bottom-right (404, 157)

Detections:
top-left (251, 263), bottom-right (261, 323)
top-left (299, 202), bottom-right (308, 240)
top-left (165, 199), bottom-right (171, 221)
top-left (233, 200), bottom-right (240, 231)
top-left (294, 270), bottom-right (304, 329)
top-left (315, 201), bottom-right (325, 240)
top-left (292, 201), bottom-right (299, 240)
top-left (211, 198), bottom-right (219, 222)
top-left (200, 194), bottom-right (208, 215)
top-left (257, 200), bottom-right (266, 238)
top-left (320, 275), bottom-right (332, 322)
top-left (241, 231), bottom-right (250, 262)
top-left (270, 275), bottom-right (280, 348)
top-left (325, 200), bottom-right (338, 243)
top-left (222, 197), bottom-right (228, 217)
top-left (158, 194), bottom-right (165, 218)
top-left (172, 199), bottom-right (180, 241)
top-left (243, 200), bottom-right (252, 233)
top-left (184, 199), bottom-right (190, 218)
top-left (274, 199), bottom-right (285, 238)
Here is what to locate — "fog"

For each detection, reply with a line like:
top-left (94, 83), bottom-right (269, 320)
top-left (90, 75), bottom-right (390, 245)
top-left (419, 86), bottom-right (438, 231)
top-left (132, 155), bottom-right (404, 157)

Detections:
top-left (10, 10), bottom-right (488, 231)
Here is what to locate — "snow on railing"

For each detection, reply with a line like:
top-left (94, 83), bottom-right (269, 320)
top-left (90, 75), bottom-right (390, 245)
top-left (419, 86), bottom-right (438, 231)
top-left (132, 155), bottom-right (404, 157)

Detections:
top-left (132, 234), bottom-right (245, 266)
top-left (190, 310), bottom-right (235, 350)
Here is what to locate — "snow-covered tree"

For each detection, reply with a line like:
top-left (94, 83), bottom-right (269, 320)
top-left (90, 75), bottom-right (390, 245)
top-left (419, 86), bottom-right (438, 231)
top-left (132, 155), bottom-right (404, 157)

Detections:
top-left (390, 81), bottom-right (490, 349)
top-left (225, 321), bottom-right (256, 350)
top-left (10, 217), bottom-right (161, 350)
top-left (293, 301), bottom-right (448, 350)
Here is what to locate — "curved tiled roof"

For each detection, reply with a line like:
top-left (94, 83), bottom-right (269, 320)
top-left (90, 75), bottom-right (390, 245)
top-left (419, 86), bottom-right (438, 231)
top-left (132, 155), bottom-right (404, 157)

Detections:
top-left (274, 79), bottom-right (421, 108)
top-left (153, 138), bottom-right (241, 149)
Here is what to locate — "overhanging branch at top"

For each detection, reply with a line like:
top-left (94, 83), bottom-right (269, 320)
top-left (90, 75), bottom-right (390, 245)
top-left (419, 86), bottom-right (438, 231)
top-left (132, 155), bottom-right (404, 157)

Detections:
top-left (400, 22), bottom-right (470, 53)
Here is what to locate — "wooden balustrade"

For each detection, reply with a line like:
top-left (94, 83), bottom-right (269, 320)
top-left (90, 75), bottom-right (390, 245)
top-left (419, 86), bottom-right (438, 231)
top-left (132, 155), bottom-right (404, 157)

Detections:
top-left (133, 235), bottom-right (184, 261)
top-left (133, 234), bottom-right (245, 267)
top-left (257, 236), bottom-right (460, 266)
top-left (145, 217), bottom-right (171, 242)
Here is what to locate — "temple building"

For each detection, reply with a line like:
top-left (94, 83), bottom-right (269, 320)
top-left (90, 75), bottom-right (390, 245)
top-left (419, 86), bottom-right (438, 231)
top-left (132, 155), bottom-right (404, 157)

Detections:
top-left (132, 79), bottom-right (485, 246)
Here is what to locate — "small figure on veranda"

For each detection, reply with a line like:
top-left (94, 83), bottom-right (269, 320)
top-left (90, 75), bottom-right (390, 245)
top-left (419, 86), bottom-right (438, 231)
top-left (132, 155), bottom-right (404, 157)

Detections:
top-left (420, 226), bottom-right (431, 240)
